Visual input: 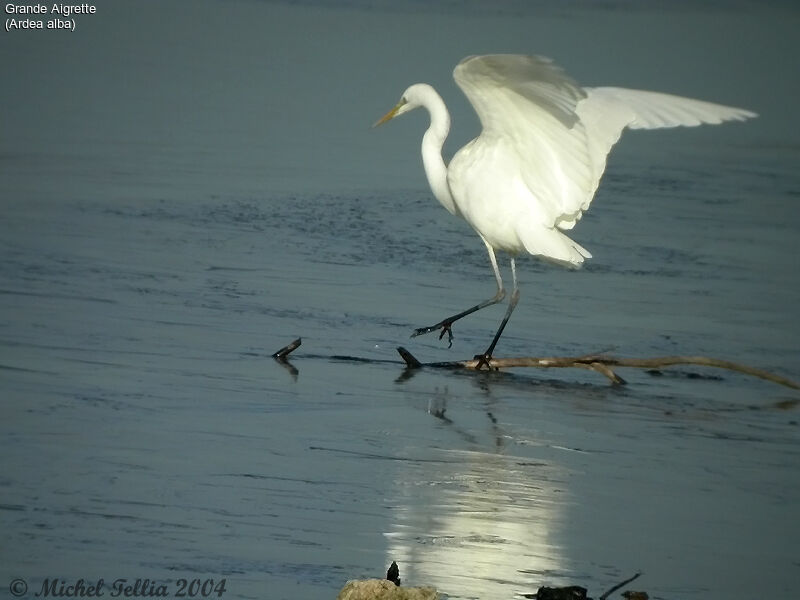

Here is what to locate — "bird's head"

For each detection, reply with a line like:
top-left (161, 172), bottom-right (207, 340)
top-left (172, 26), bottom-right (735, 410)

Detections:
top-left (372, 84), bottom-right (432, 127)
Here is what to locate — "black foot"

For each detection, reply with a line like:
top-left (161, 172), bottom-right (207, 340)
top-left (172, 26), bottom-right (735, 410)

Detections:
top-left (411, 321), bottom-right (454, 348)
top-left (473, 353), bottom-right (494, 371)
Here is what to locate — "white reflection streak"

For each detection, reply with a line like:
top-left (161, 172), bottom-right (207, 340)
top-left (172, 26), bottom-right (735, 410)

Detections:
top-left (386, 433), bottom-right (568, 598)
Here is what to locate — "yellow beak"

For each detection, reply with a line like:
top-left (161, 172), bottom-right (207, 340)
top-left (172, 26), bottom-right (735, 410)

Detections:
top-left (372, 101), bottom-right (404, 128)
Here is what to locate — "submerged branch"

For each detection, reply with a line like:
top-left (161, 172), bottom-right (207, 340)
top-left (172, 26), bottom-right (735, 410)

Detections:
top-left (395, 348), bottom-right (799, 390)
top-left (269, 339), bottom-right (798, 390)
top-left (272, 337), bottom-right (302, 359)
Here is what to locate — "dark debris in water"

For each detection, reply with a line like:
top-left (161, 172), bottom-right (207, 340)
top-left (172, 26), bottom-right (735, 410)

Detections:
top-left (524, 572), bottom-right (646, 600)
top-left (527, 585), bottom-right (588, 600)
top-left (386, 561), bottom-right (401, 586)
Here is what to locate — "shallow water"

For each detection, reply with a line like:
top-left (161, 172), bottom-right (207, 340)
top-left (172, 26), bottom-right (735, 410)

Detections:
top-left (2, 2), bottom-right (800, 600)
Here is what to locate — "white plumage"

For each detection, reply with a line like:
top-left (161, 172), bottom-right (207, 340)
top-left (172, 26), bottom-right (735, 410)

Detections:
top-left (374, 54), bottom-right (756, 365)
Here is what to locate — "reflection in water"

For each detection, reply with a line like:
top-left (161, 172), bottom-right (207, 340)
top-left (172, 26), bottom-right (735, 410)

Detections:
top-left (386, 390), bottom-right (569, 599)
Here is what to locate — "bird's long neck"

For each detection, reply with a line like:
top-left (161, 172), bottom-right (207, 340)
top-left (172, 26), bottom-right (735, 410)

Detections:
top-left (420, 89), bottom-right (457, 215)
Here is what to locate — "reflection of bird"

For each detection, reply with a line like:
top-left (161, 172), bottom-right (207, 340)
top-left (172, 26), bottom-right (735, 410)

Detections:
top-left (386, 561), bottom-right (401, 586)
top-left (375, 54), bottom-right (756, 368)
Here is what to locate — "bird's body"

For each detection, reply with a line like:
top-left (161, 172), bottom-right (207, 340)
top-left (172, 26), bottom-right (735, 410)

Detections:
top-left (374, 54), bottom-right (756, 365)
top-left (449, 133), bottom-right (592, 262)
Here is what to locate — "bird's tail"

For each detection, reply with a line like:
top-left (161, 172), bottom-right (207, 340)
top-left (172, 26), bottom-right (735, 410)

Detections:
top-left (518, 225), bottom-right (592, 268)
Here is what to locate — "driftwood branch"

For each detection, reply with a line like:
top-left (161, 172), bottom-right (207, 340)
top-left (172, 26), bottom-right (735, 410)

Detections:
top-left (395, 348), bottom-right (799, 390)
top-left (270, 338), bottom-right (799, 390)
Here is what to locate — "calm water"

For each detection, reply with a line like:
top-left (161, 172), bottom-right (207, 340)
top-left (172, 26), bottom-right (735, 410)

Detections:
top-left (2, 2), bottom-right (799, 599)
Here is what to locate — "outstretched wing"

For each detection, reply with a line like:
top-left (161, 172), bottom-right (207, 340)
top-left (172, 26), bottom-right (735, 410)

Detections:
top-left (573, 87), bottom-right (757, 226)
top-left (453, 55), bottom-right (757, 231)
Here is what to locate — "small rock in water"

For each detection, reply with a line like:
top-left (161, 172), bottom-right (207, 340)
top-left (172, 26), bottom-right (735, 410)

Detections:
top-left (336, 579), bottom-right (438, 600)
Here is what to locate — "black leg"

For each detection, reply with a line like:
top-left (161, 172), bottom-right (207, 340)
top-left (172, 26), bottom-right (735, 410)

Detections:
top-left (411, 288), bottom-right (505, 347)
top-left (474, 258), bottom-right (519, 370)
top-left (411, 240), bottom-right (505, 347)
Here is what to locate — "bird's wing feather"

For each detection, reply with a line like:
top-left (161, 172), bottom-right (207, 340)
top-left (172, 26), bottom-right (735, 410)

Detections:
top-left (573, 87), bottom-right (758, 224)
top-left (453, 55), bottom-right (594, 230)
top-left (586, 87), bottom-right (757, 130)
top-left (454, 55), bottom-right (757, 231)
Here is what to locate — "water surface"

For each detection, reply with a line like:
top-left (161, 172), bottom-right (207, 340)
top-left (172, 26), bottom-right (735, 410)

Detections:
top-left (2, 2), bottom-right (799, 599)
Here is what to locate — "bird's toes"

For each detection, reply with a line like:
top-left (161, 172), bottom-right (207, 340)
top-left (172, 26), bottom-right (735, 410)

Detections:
top-left (411, 322), bottom-right (454, 347)
top-left (411, 325), bottom-right (435, 338)
top-left (473, 353), bottom-right (494, 371)
top-left (438, 323), bottom-right (454, 347)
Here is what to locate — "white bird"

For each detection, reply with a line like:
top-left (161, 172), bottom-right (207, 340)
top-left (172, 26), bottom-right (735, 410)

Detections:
top-left (374, 54), bottom-right (756, 368)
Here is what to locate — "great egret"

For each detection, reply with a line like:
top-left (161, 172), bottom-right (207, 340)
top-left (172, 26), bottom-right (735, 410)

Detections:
top-left (374, 54), bottom-right (756, 368)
